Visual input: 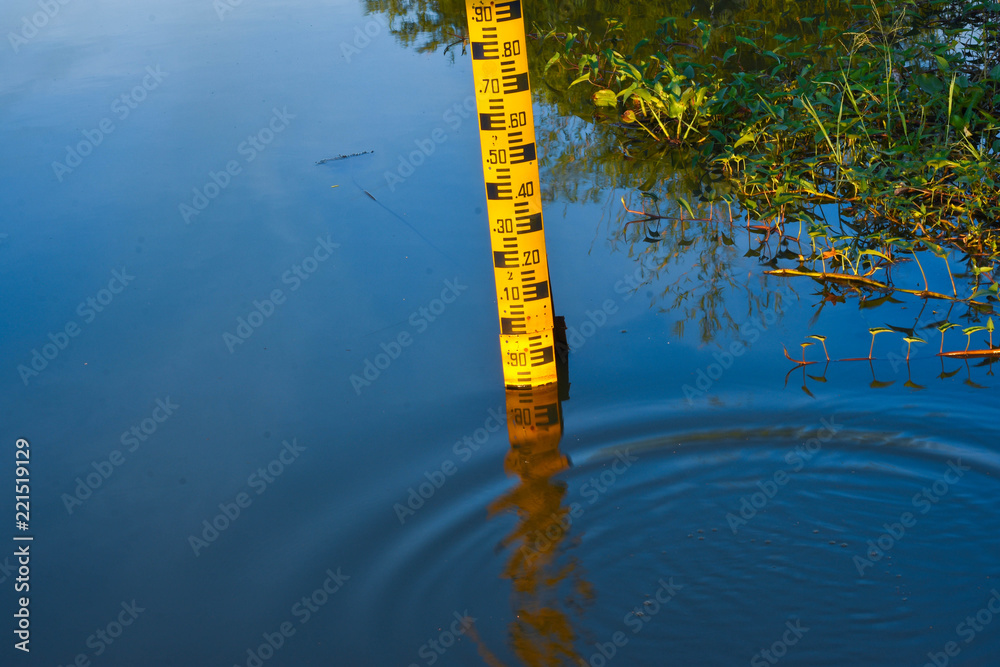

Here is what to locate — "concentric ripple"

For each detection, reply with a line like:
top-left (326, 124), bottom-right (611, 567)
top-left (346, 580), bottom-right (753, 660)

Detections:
top-left (355, 397), bottom-right (1000, 666)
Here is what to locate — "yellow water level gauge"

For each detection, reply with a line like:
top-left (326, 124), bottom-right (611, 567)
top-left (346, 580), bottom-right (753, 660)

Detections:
top-left (465, 0), bottom-right (558, 388)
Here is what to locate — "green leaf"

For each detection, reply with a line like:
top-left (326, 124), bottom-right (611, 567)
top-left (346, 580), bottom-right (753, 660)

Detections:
top-left (676, 197), bottom-right (696, 218)
top-left (735, 35), bottom-right (756, 49)
top-left (859, 249), bottom-right (890, 261)
top-left (926, 159), bottom-right (959, 170)
top-left (859, 294), bottom-right (903, 309)
top-left (733, 132), bottom-right (756, 149)
top-left (971, 264), bottom-right (993, 276)
top-left (630, 88), bottom-right (659, 106)
top-left (568, 72), bottom-right (592, 88)
top-left (934, 54), bottom-right (950, 72)
top-left (723, 47), bottom-right (738, 63)
top-left (913, 73), bottom-right (944, 94)
top-left (617, 82), bottom-right (638, 99)
top-left (543, 52), bottom-right (562, 75)
top-left (667, 98), bottom-right (686, 118)
top-left (922, 240), bottom-right (945, 256)
top-left (592, 89), bottom-right (617, 107)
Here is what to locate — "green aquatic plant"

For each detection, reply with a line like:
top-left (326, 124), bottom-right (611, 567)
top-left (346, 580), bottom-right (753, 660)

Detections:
top-left (782, 342), bottom-right (816, 366)
top-left (868, 327), bottom-right (894, 360)
top-left (903, 335), bottom-right (926, 361)
top-left (372, 0), bottom-right (999, 362)
top-left (799, 342), bottom-right (813, 364)
top-left (963, 324), bottom-right (987, 351)
top-left (538, 0), bottom-right (1000, 307)
top-left (937, 321), bottom-right (960, 354)
top-left (808, 334), bottom-right (830, 362)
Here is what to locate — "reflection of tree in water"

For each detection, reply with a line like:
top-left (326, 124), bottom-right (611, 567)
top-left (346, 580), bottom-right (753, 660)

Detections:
top-left (478, 384), bottom-right (593, 667)
top-left (534, 107), bottom-right (793, 343)
top-left (362, 0), bottom-right (850, 61)
top-left (363, 0), bottom-right (468, 59)
top-left (361, 0), bottom-right (827, 343)
top-left (363, 0), bottom-right (998, 350)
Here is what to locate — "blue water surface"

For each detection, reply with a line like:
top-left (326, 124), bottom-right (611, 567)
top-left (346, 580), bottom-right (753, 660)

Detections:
top-left (1, 1), bottom-right (998, 666)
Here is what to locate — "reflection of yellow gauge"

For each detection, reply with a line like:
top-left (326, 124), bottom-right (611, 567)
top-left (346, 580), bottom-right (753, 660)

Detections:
top-left (466, 0), bottom-right (557, 388)
top-left (504, 383), bottom-right (566, 477)
top-left (483, 368), bottom-right (580, 665)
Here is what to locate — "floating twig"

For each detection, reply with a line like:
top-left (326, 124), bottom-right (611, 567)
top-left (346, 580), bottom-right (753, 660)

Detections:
top-left (315, 150), bottom-right (374, 165)
top-left (765, 269), bottom-right (988, 304)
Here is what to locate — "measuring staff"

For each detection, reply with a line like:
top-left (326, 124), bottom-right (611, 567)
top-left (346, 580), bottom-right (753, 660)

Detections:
top-left (465, 0), bottom-right (558, 388)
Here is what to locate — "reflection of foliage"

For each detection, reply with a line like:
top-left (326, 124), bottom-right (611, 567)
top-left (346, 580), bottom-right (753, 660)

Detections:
top-left (366, 0), bottom-right (999, 345)
top-left (363, 0), bottom-right (849, 341)
top-left (540, 1), bottom-right (1000, 313)
top-left (782, 306), bottom-right (997, 395)
top-left (614, 192), bottom-right (792, 344)
top-left (363, 0), bottom-right (469, 59)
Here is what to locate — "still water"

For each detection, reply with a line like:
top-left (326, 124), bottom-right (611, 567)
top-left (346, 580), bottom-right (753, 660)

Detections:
top-left (1, 0), bottom-right (998, 665)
